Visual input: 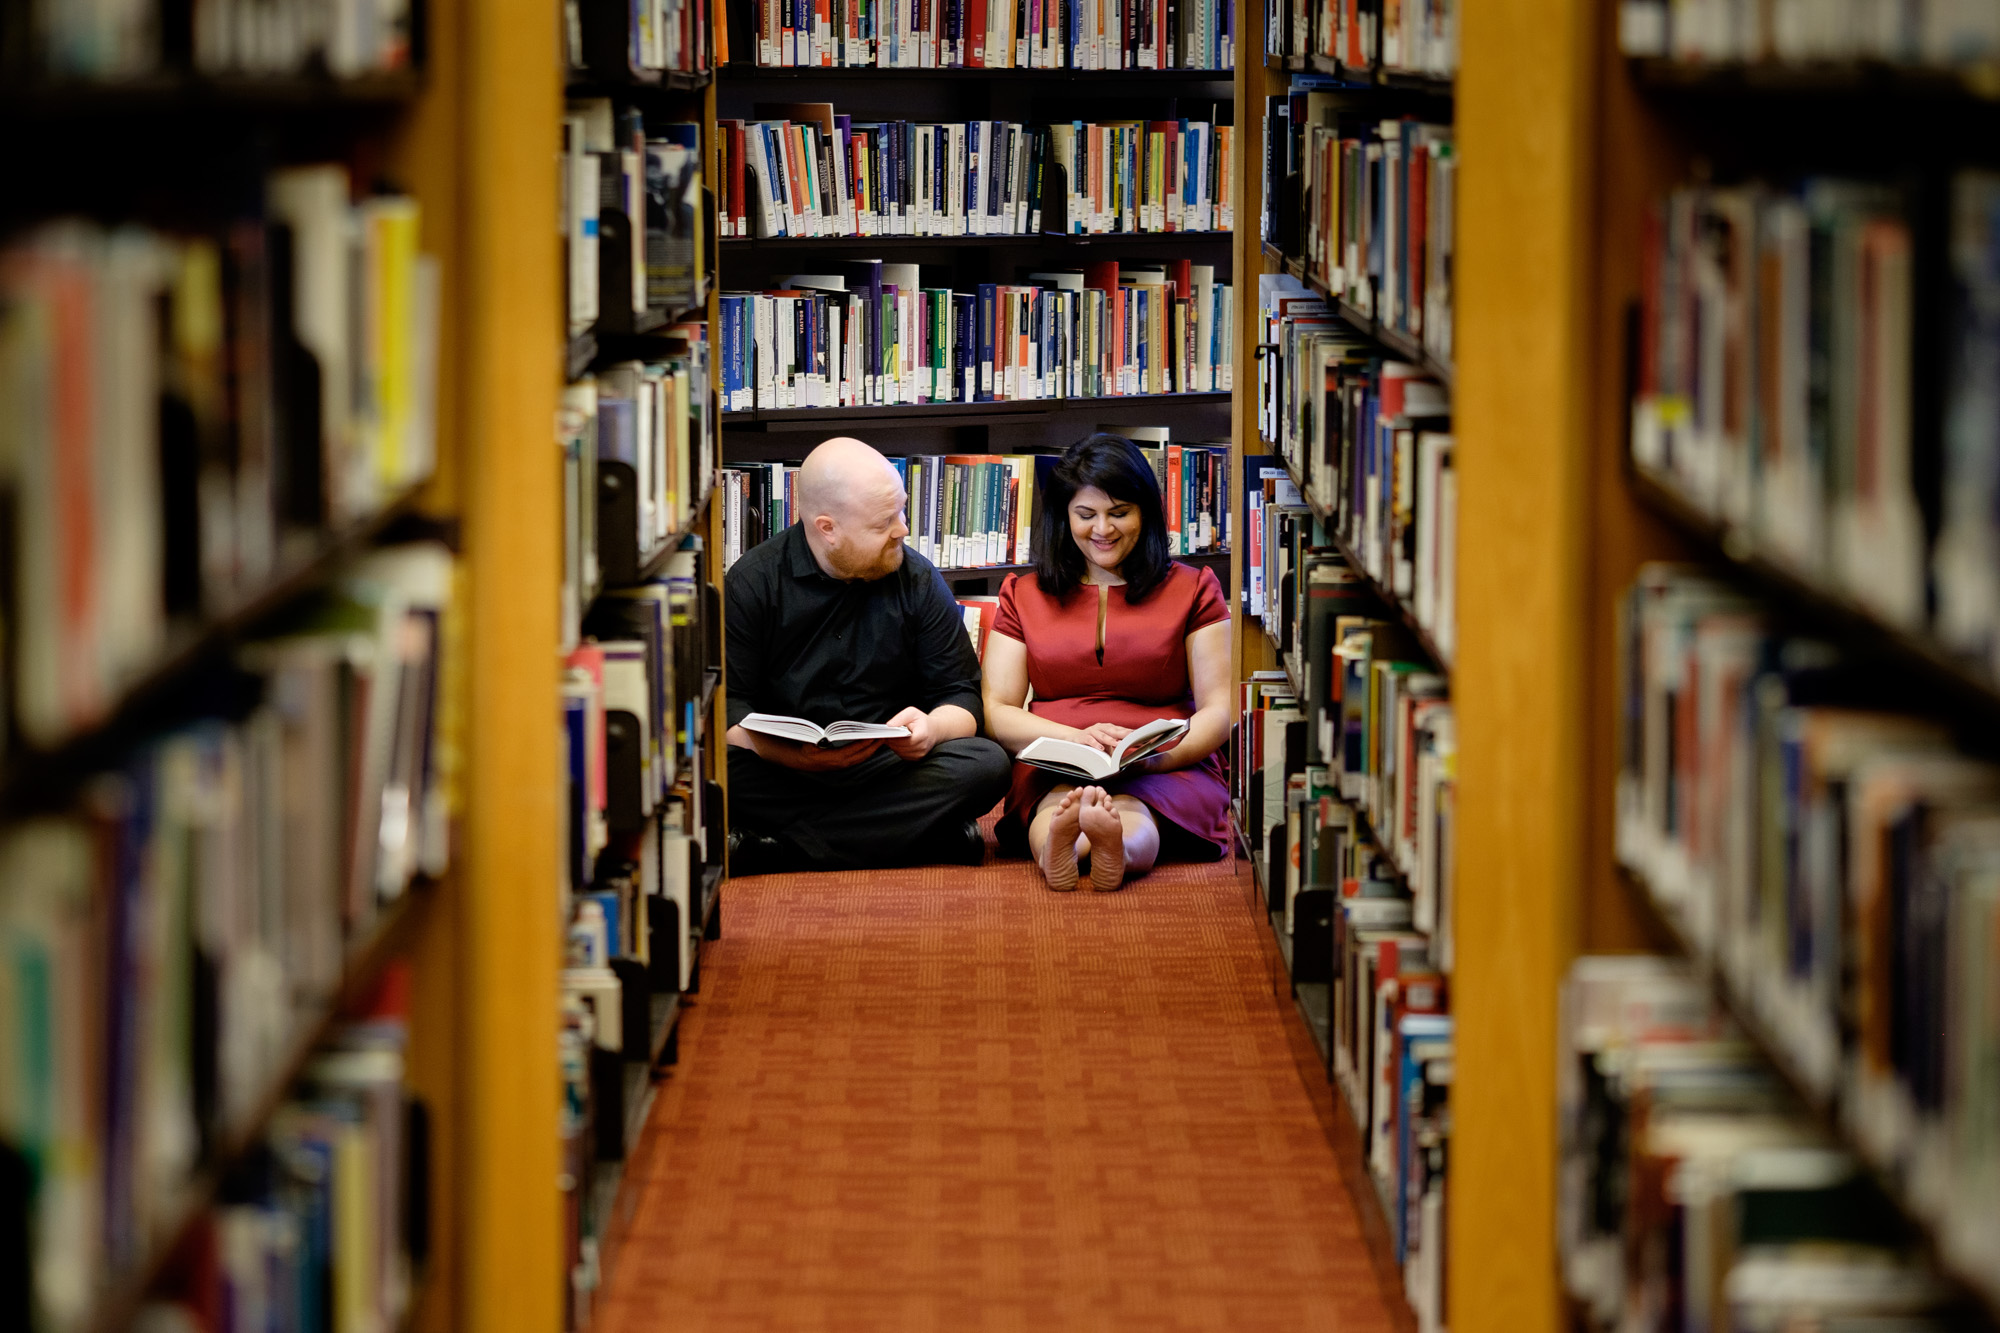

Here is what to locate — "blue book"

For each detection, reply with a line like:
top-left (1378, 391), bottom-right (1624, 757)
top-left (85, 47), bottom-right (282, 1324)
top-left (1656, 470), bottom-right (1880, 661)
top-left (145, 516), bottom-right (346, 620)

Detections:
top-left (596, 394), bottom-right (636, 464)
top-left (565, 693), bottom-right (590, 888)
top-left (1136, 287), bottom-right (1149, 394)
top-left (1394, 1015), bottom-right (1452, 1264)
top-left (585, 890), bottom-right (622, 958)
top-left (976, 283), bottom-right (998, 400)
top-left (719, 295), bottom-right (745, 411)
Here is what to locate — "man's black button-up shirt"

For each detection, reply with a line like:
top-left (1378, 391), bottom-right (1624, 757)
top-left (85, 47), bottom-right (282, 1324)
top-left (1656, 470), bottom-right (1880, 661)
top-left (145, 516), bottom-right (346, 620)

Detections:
top-left (724, 524), bottom-right (985, 732)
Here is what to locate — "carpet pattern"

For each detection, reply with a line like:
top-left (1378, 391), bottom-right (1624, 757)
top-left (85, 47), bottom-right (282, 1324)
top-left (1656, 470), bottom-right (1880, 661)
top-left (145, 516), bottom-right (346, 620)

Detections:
top-left (596, 837), bottom-right (1403, 1333)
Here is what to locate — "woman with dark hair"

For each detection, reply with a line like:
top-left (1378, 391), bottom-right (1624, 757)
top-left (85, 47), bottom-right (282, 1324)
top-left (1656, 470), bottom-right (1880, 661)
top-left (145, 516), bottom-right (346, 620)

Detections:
top-left (981, 433), bottom-right (1234, 891)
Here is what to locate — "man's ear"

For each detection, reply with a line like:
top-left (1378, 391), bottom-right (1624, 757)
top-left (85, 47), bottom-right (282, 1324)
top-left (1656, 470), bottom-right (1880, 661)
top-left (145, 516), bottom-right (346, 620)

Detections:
top-left (812, 513), bottom-right (838, 540)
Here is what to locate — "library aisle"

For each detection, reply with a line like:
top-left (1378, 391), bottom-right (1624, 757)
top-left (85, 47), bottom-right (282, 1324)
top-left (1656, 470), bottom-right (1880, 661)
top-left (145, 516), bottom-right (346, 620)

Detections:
top-left (595, 825), bottom-right (1403, 1331)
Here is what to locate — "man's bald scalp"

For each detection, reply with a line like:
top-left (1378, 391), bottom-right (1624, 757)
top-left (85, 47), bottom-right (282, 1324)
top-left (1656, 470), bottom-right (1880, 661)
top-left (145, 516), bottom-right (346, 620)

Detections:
top-left (796, 436), bottom-right (901, 522)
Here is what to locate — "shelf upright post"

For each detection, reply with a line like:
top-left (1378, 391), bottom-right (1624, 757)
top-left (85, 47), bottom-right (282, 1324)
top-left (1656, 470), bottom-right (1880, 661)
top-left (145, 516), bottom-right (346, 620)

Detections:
top-left (1448, 0), bottom-right (1600, 1326)
top-left (412, 0), bottom-right (566, 1326)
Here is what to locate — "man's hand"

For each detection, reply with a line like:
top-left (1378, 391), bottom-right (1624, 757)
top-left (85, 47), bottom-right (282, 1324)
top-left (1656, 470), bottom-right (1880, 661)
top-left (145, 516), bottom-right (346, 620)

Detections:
top-left (1076, 721), bottom-right (1132, 753)
top-left (884, 706), bottom-right (937, 761)
top-left (780, 736), bottom-right (886, 771)
top-left (729, 723), bottom-right (885, 772)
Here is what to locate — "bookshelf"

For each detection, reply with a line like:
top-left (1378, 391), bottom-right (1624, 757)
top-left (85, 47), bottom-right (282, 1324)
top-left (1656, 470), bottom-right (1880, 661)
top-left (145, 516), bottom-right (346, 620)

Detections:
top-left (556, 2), bottom-right (726, 1323)
top-left (1232, 0), bottom-right (1458, 1325)
top-left (0, 0), bottom-right (573, 1330)
top-left (713, 10), bottom-right (1241, 588)
top-left (1440, 0), bottom-right (2000, 1328)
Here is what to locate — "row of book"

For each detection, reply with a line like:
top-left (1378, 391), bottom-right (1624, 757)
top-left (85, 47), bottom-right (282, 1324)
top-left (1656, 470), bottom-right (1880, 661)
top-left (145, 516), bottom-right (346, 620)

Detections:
top-left (717, 110), bottom-right (1235, 239)
top-left (133, 980), bottom-right (425, 1333)
top-left (557, 541), bottom-right (720, 1327)
top-left (747, 0), bottom-right (1236, 68)
top-left (717, 437), bottom-right (1232, 570)
top-left (567, 0), bottom-right (711, 76)
top-left (718, 262), bottom-right (1234, 411)
top-left (14, 0), bottom-right (415, 79)
top-left (1256, 279), bottom-right (1456, 660)
top-left (1265, 88), bottom-right (1455, 366)
top-left (557, 337), bottom-right (717, 650)
top-left (0, 177), bottom-right (439, 754)
top-left (0, 540), bottom-right (452, 1333)
top-left (1618, 0), bottom-right (2000, 66)
top-left (1561, 956), bottom-right (1962, 1331)
top-left (1632, 173), bottom-right (2000, 683)
top-left (1237, 607), bottom-right (1453, 1332)
top-left (1266, 0), bottom-right (1458, 76)
top-left (563, 547), bottom-right (715, 904)
top-left (1247, 517), bottom-right (1453, 944)
top-left (1616, 562), bottom-right (2000, 1292)
top-left (563, 100), bottom-right (707, 336)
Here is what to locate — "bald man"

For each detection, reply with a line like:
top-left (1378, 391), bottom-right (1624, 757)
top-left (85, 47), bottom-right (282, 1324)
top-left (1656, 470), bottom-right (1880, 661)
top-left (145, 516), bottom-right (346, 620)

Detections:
top-left (723, 438), bottom-right (1011, 873)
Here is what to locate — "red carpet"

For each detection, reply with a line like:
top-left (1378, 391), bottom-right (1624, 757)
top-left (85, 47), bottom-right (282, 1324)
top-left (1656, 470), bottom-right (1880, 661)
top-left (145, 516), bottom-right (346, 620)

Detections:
top-left (596, 833), bottom-right (1404, 1333)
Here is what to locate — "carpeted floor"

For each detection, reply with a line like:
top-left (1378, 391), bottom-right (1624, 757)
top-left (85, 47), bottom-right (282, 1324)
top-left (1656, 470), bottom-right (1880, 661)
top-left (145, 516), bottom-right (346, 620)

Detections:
top-left (595, 829), bottom-right (1404, 1333)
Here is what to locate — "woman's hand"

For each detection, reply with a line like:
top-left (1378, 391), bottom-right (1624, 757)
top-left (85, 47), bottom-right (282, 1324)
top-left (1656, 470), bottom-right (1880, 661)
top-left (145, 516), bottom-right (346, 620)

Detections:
top-left (1076, 721), bottom-right (1132, 752)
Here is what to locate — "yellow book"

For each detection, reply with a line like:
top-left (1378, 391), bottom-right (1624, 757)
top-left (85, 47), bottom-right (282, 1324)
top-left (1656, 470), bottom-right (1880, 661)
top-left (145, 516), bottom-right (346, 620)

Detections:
top-left (332, 1120), bottom-right (378, 1333)
top-left (362, 198), bottom-right (421, 498)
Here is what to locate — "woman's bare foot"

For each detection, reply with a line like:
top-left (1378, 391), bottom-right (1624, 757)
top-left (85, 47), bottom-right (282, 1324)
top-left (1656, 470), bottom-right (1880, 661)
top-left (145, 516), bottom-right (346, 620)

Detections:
top-left (1040, 789), bottom-right (1083, 891)
top-left (1078, 787), bottom-right (1127, 891)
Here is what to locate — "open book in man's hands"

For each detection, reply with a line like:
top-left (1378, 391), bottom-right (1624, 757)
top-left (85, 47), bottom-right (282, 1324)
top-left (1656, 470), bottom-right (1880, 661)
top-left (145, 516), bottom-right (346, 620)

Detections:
top-left (1016, 717), bottom-right (1190, 781)
top-left (740, 713), bottom-right (911, 748)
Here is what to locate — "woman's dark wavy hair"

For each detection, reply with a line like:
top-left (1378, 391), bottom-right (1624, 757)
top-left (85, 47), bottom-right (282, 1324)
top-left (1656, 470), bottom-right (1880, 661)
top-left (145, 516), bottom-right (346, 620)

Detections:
top-left (1033, 433), bottom-right (1172, 602)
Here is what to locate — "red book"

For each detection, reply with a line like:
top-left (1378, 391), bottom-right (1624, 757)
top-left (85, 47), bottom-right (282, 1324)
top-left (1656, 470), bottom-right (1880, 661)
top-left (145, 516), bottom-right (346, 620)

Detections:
top-left (969, 0), bottom-right (988, 65)
top-left (1166, 444), bottom-right (1183, 547)
top-left (1167, 256), bottom-right (1192, 301)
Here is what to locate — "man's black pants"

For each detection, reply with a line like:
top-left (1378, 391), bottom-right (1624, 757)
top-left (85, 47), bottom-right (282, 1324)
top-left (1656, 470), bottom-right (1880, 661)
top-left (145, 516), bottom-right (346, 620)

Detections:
top-left (728, 737), bottom-right (1013, 870)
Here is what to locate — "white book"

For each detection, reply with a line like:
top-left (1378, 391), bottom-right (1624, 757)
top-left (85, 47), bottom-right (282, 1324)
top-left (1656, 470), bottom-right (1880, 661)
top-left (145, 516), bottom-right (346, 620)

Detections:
top-left (1016, 718), bottom-right (1190, 781)
top-left (754, 296), bottom-right (776, 408)
top-left (741, 714), bottom-right (910, 746)
top-left (564, 123), bottom-right (601, 330)
top-left (745, 125), bottom-right (784, 237)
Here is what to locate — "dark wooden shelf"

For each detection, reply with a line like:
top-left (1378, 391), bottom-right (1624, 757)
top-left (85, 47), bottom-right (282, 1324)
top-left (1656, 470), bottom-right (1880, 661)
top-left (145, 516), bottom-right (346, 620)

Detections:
top-left (721, 229), bottom-right (1233, 250)
top-left (566, 68), bottom-right (712, 95)
top-left (1287, 264), bottom-right (1455, 387)
top-left (85, 882), bottom-right (433, 1333)
top-left (716, 63), bottom-right (1234, 81)
top-left (723, 390), bottom-right (1231, 427)
top-left (1, 484), bottom-right (433, 813)
top-left (1298, 54), bottom-right (1455, 97)
top-left (569, 295), bottom-right (710, 384)
top-left (1629, 55), bottom-right (2000, 102)
top-left (1629, 466), bottom-right (2000, 728)
top-left (604, 481), bottom-right (716, 593)
top-left (0, 68), bottom-right (422, 118)
top-left (1620, 862), bottom-right (2000, 1328)
top-left (941, 549), bottom-right (1229, 581)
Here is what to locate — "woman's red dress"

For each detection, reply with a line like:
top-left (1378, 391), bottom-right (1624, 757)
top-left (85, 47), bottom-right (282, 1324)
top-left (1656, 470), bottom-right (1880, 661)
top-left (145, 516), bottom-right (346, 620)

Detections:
top-left (990, 562), bottom-right (1233, 859)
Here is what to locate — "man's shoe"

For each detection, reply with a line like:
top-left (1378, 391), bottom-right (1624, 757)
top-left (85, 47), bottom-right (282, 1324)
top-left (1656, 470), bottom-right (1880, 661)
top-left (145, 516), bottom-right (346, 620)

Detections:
top-left (728, 828), bottom-right (797, 877)
top-left (916, 819), bottom-right (986, 868)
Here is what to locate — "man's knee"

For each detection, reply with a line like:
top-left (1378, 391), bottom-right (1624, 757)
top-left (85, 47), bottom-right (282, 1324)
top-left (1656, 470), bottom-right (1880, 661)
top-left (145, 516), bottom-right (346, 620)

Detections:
top-left (929, 736), bottom-right (1012, 798)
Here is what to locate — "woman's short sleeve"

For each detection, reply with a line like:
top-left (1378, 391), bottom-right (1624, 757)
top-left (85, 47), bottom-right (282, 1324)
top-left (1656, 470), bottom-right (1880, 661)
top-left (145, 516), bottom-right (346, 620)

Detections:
top-left (1187, 564), bottom-right (1231, 633)
top-left (990, 573), bottom-right (1027, 642)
